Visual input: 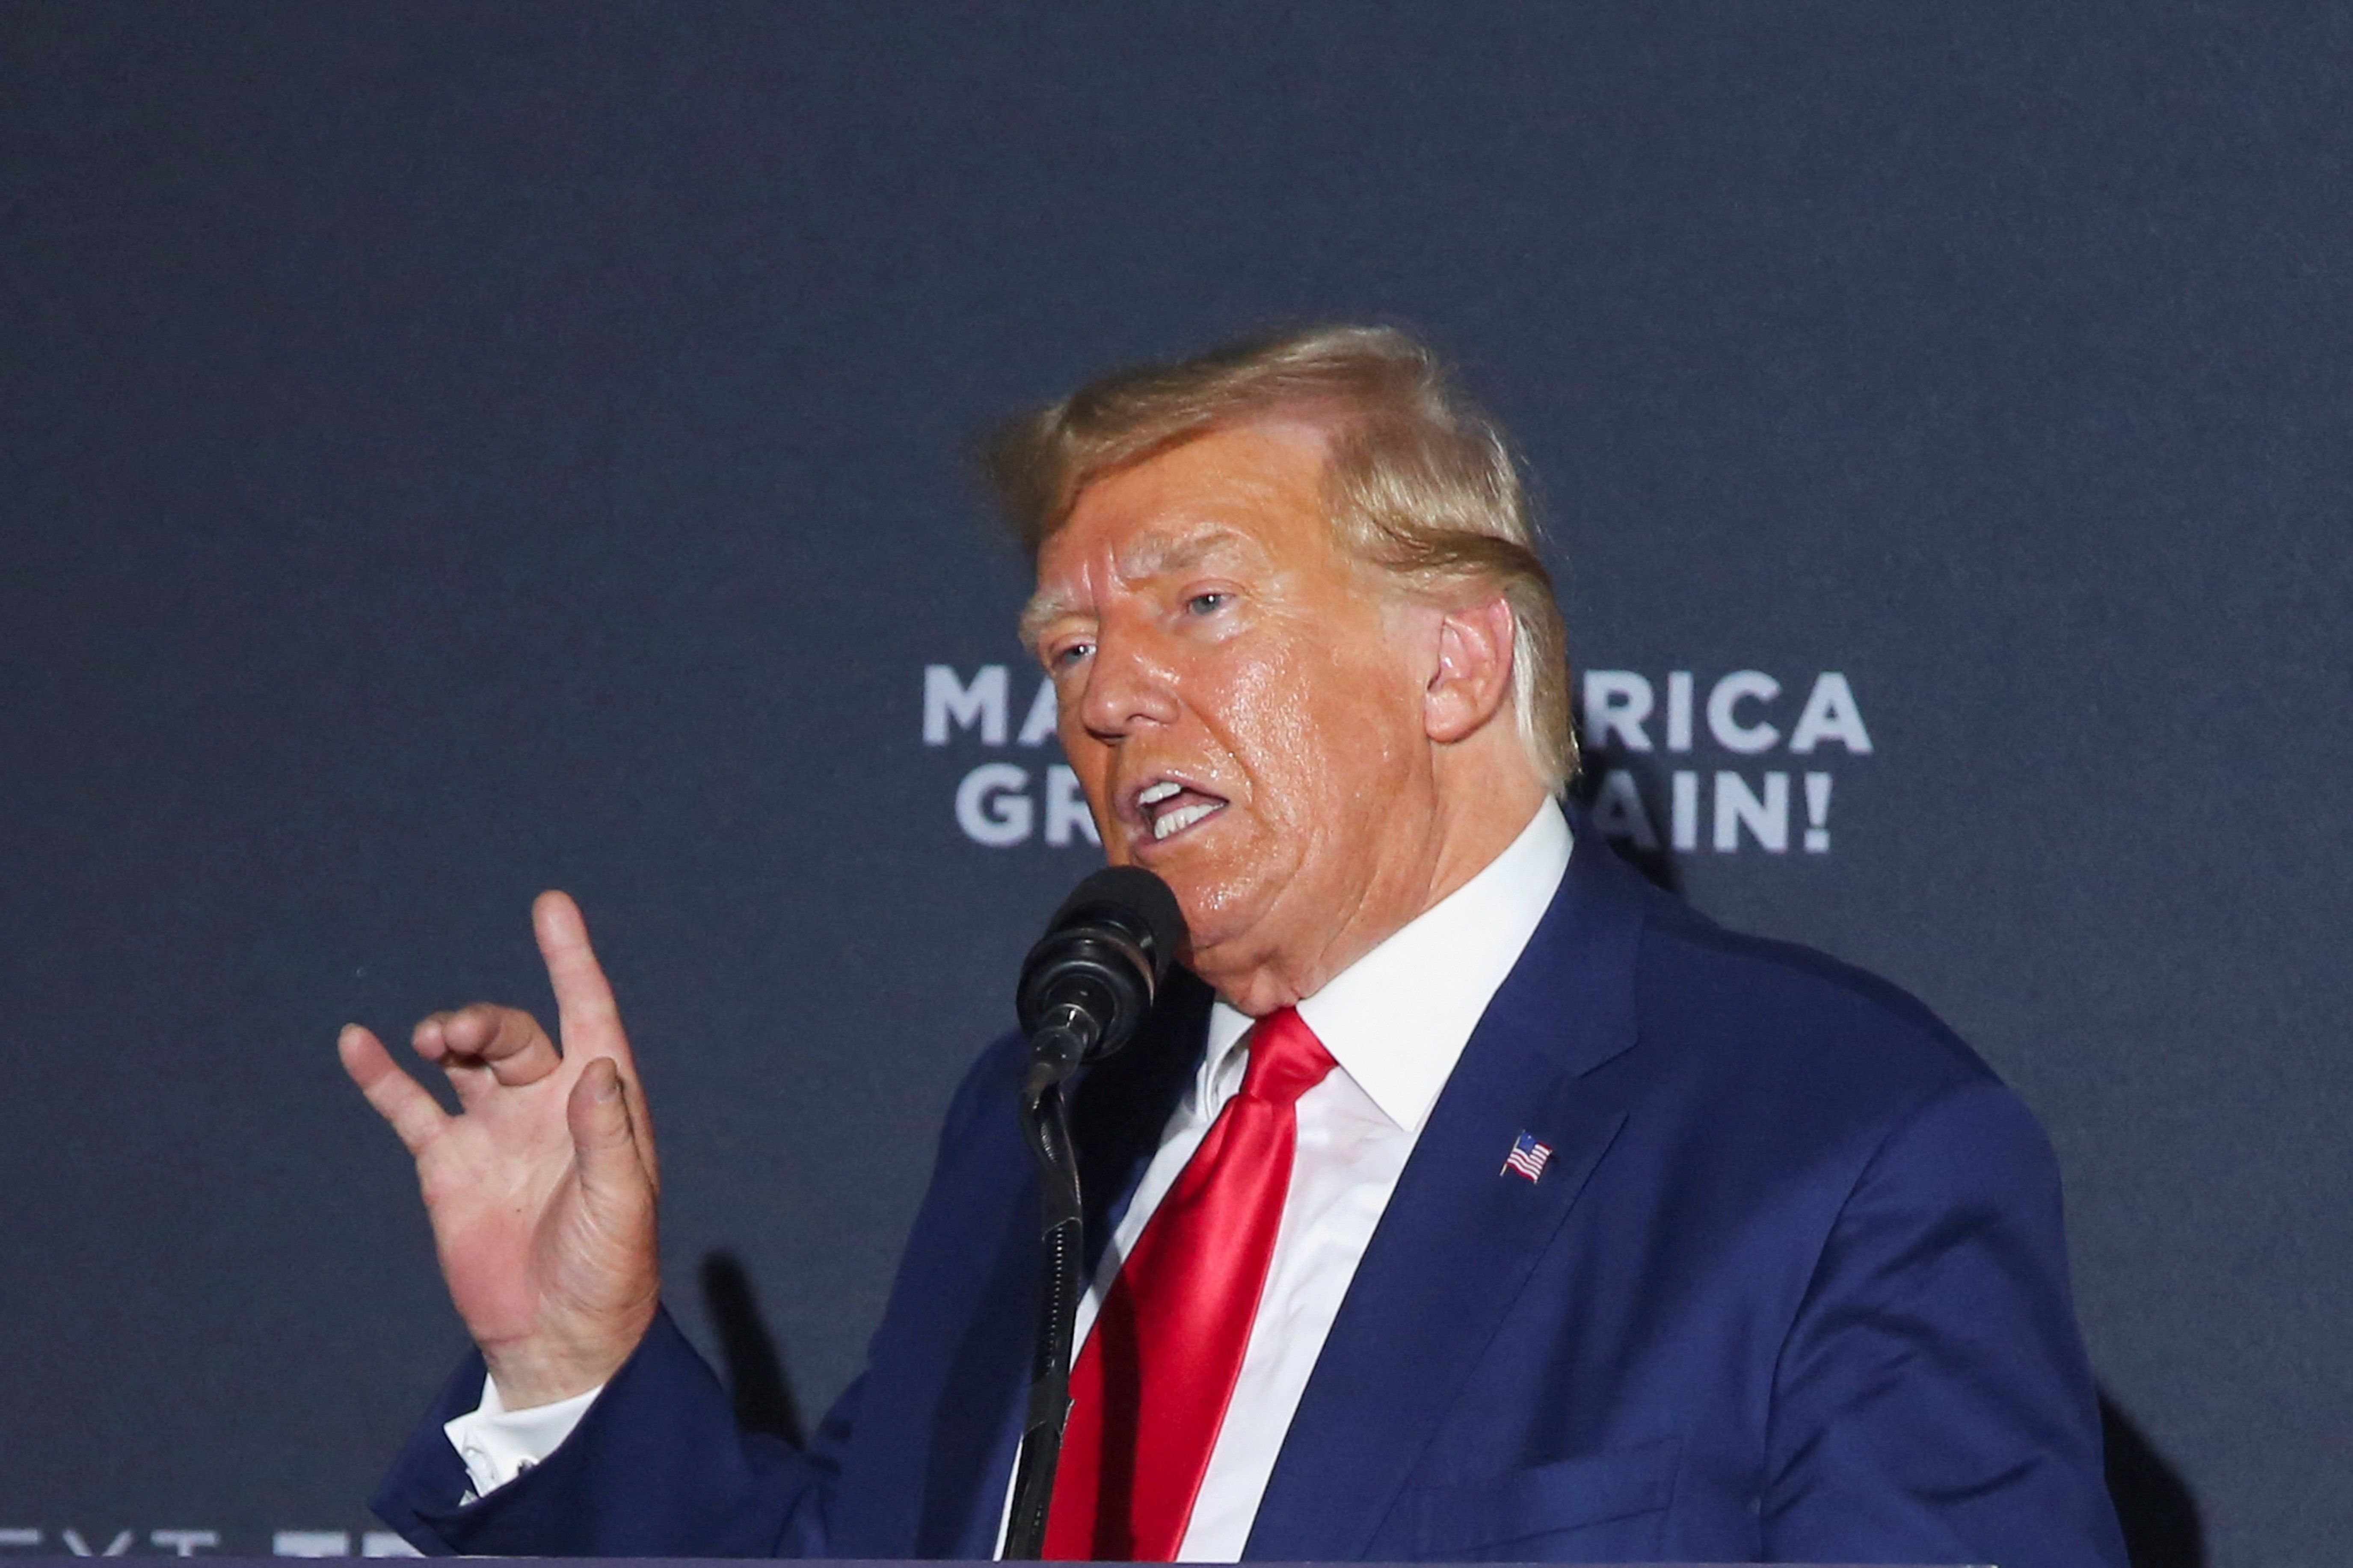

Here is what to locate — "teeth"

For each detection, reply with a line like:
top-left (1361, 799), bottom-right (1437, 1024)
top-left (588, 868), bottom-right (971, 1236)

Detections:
top-left (1137, 781), bottom-right (1181, 806)
top-left (1152, 802), bottom-right (1221, 840)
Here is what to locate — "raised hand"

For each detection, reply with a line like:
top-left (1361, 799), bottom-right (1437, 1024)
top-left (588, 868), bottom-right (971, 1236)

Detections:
top-left (339, 891), bottom-right (661, 1408)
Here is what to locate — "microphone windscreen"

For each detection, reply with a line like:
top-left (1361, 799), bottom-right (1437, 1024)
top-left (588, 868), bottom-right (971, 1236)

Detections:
top-left (1046, 865), bottom-right (1185, 985)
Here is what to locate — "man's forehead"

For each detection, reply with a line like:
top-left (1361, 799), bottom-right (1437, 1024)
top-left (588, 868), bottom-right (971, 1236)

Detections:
top-left (1019, 420), bottom-right (1337, 635)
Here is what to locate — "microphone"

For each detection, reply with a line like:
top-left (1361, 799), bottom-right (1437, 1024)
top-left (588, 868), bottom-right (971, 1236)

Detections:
top-left (1003, 864), bottom-right (1185, 1558)
top-left (1016, 865), bottom-right (1185, 1089)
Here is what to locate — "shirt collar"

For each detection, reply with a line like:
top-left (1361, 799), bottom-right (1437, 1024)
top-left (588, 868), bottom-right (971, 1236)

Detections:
top-left (1201, 799), bottom-right (1574, 1132)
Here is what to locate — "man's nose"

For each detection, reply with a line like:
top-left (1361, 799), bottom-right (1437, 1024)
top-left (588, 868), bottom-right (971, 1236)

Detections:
top-left (1076, 628), bottom-right (1181, 739)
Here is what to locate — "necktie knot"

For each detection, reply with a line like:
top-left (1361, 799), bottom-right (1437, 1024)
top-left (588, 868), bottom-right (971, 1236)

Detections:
top-left (1238, 1006), bottom-right (1336, 1109)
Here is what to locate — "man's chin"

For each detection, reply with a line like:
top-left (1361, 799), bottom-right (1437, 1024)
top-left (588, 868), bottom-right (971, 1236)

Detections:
top-left (1152, 883), bottom-right (1290, 1007)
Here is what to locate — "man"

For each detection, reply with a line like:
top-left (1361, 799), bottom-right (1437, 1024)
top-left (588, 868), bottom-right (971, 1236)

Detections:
top-left (347, 326), bottom-right (2128, 1563)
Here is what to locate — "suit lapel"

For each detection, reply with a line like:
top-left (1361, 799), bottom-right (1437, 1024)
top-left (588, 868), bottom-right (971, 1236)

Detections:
top-left (1243, 832), bottom-right (1652, 1561)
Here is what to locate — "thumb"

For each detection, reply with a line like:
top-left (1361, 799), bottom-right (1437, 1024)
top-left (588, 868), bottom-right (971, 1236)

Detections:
top-left (566, 1057), bottom-right (652, 1208)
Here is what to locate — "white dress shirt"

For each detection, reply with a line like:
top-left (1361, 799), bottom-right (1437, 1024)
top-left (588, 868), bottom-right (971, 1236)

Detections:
top-left (449, 801), bottom-right (1574, 1561)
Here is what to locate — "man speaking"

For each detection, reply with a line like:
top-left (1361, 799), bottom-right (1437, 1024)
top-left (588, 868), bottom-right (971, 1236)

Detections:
top-left (344, 327), bottom-right (2128, 1563)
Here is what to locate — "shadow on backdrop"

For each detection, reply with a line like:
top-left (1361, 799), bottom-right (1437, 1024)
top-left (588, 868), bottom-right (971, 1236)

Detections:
top-left (1569, 749), bottom-right (1683, 895)
top-left (700, 1250), bottom-right (805, 1449)
top-left (2101, 1389), bottom-right (2206, 1568)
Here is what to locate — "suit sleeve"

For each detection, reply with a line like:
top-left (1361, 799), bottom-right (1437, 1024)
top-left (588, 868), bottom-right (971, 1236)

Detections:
top-left (370, 1305), bottom-right (853, 1556)
top-left (1760, 1077), bottom-right (2130, 1568)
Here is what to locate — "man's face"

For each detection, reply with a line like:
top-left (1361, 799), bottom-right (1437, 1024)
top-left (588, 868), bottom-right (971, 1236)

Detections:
top-left (1026, 423), bottom-right (1443, 1008)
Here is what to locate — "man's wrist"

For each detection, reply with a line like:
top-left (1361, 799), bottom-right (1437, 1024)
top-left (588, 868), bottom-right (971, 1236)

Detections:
top-left (478, 1306), bottom-right (655, 1410)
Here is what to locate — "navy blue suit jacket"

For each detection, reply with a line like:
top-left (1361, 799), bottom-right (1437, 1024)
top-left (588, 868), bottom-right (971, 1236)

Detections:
top-left (376, 834), bottom-right (2128, 1564)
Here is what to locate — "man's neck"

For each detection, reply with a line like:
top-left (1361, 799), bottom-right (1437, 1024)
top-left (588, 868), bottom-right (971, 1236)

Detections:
top-left (1411, 765), bottom-right (1553, 929)
top-left (1202, 796), bottom-right (1574, 1129)
top-left (1209, 763), bottom-right (1553, 1016)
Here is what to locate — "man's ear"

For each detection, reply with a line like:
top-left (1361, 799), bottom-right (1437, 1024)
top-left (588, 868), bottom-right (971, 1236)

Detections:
top-left (1424, 592), bottom-right (1517, 744)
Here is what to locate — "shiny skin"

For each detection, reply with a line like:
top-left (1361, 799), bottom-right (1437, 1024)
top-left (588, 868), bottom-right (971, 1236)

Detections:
top-left (1027, 422), bottom-right (1544, 1017)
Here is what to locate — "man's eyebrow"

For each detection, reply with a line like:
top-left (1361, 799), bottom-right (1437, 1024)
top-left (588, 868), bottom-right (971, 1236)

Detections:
top-left (1018, 591), bottom-right (1075, 651)
top-left (1124, 525), bottom-right (1251, 578)
top-left (1018, 526), bottom-right (1254, 650)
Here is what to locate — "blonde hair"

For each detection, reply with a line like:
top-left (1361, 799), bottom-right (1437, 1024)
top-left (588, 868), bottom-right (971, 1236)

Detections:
top-left (986, 324), bottom-right (1577, 791)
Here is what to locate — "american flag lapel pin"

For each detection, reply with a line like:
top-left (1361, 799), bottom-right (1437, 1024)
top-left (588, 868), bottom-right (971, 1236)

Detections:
top-left (1502, 1130), bottom-right (1553, 1183)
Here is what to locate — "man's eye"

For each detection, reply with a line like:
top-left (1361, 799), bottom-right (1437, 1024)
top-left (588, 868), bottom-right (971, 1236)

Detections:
top-left (1053, 641), bottom-right (1094, 668)
top-left (1185, 592), bottom-right (1230, 615)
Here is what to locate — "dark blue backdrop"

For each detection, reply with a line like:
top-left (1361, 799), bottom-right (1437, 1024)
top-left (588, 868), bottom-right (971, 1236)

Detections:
top-left (3, 6), bottom-right (2347, 1565)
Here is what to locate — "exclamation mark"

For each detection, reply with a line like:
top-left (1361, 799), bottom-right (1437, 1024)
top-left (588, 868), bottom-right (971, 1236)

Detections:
top-left (1803, 772), bottom-right (1832, 852)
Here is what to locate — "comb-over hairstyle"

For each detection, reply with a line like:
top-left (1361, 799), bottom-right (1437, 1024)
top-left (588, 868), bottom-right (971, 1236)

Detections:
top-left (986, 324), bottom-right (1577, 791)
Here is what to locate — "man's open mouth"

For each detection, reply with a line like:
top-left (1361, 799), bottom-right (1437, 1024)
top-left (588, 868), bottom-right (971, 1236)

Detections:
top-left (1136, 778), bottom-right (1229, 843)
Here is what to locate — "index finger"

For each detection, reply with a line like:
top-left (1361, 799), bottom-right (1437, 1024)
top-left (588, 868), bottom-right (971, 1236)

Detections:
top-left (533, 890), bottom-right (632, 1066)
top-left (339, 1024), bottom-right (449, 1156)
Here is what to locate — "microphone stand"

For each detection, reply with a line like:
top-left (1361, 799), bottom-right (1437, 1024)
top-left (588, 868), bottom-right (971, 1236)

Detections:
top-left (1001, 867), bottom-right (1181, 1558)
top-left (1003, 1023), bottom-right (1090, 1559)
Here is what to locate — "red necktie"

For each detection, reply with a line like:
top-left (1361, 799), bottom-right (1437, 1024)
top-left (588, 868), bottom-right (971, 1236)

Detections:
top-left (1044, 1007), bottom-right (1338, 1561)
